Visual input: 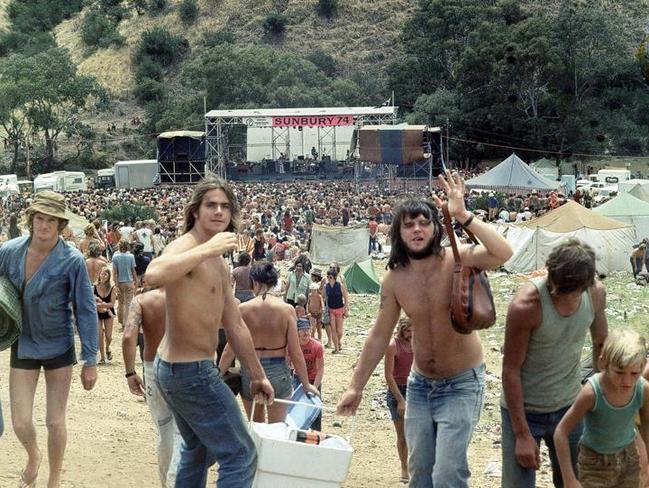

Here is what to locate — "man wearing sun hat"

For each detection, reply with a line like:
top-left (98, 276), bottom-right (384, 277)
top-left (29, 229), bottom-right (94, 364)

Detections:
top-left (0, 190), bottom-right (98, 488)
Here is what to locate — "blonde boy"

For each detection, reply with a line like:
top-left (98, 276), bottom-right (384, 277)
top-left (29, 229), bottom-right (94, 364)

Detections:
top-left (554, 329), bottom-right (649, 488)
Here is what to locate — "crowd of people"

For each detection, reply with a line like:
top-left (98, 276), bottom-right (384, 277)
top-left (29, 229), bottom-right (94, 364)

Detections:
top-left (1, 172), bottom-right (648, 488)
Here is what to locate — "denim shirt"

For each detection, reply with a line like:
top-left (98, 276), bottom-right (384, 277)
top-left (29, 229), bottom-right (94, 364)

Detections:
top-left (0, 236), bottom-right (98, 365)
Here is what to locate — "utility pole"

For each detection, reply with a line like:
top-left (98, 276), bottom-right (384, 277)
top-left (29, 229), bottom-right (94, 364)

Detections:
top-left (26, 130), bottom-right (31, 181)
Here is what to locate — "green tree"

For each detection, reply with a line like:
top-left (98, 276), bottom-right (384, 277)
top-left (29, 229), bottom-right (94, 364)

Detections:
top-left (0, 48), bottom-right (106, 170)
top-left (263, 12), bottom-right (287, 36)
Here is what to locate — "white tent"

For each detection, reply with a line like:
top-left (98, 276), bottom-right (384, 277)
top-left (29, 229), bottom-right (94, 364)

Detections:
top-left (504, 201), bottom-right (635, 275)
top-left (593, 192), bottom-right (649, 242)
top-left (309, 224), bottom-right (370, 265)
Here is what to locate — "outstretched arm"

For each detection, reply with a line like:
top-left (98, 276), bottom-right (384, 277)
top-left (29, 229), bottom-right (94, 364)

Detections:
top-left (337, 274), bottom-right (401, 415)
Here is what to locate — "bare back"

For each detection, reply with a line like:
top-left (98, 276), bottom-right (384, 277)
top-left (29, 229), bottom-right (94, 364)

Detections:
top-left (85, 257), bottom-right (105, 284)
top-left (138, 289), bottom-right (167, 362)
top-left (240, 295), bottom-right (293, 359)
top-left (389, 249), bottom-right (483, 378)
top-left (157, 233), bottom-right (227, 362)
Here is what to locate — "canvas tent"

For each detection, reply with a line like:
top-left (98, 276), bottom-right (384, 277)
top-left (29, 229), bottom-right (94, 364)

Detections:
top-left (593, 192), bottom-right (649, 241)
top-left (309, 225), bottom-right (370, 266)
top-left (629, 184), bottom-right (649, 204)
top-left (343, 260), bottom-right (380, 294)
top-left (504, 201), bottom-right (635, 275)
top-left (465, 153), bottom-right (560, 193)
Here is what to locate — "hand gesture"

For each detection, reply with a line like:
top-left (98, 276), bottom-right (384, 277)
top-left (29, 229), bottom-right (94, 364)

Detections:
top-left (127, 373), bottom-right (145, 397)
top-left (432, 170), bottom-right (469, 220)
top-left (206, 232), bottom-right (238, 257)
top-left (336, 387), bottom-right (362, 416)
top-left (515, 432), bottom-right (540, 470)
top-left (81, 364), bottom-right (98, 391)
top-left (250, 378), bottom-right (275, 405)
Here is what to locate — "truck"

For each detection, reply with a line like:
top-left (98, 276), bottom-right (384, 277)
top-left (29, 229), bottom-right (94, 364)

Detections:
top-left (95, 168), bottom-right (116, 189)
top-left (114, 160), bottom-right (158, 189)
top-left (33, 171), bottom-right (87, 193)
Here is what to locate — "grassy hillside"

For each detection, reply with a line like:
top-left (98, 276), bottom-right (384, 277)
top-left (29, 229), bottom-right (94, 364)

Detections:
top-left (53, 0), bottom-right (414, 98)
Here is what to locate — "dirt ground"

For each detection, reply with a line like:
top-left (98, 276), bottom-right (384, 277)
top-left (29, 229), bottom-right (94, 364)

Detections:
top-left (2, 266), bottom-right (622, 487)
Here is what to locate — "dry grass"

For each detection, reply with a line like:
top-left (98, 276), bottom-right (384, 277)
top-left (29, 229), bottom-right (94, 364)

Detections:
top-left (53, 0), bottom-right (415, 98)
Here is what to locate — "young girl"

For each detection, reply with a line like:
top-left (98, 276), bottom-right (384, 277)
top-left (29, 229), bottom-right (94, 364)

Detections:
top-left (94, 268), bottom-right (117, 364)
top-left (384, 317), bottom-right (414, 484)
top-left (554, 329), bottom-right (649, 488)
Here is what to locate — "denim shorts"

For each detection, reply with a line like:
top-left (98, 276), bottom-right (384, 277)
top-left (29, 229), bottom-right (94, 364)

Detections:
top-left (386, 384), bottom-right (407, 421)
top-left (241, 357), bottom-right (292, 401)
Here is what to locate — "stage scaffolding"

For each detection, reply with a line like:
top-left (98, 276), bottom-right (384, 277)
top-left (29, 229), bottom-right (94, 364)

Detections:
top-left (204, 106), bottom-right (398, 179)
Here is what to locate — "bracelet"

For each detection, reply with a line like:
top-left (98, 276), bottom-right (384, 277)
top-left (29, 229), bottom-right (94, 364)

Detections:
top-left (125, 371), bottom-right (136, 378)
top-left (460, 213), bottom-right (474, 227)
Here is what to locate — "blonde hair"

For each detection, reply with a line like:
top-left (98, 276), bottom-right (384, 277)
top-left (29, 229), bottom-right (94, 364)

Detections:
top-left (396, 316), bottom-right (412, 339)
top-left (600, 329), bottom-right (647, 371)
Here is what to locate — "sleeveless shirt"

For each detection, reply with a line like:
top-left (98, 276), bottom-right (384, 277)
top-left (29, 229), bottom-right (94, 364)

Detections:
top-left (392, 336), bottom-right (414, 386)
top-left (582, 375), bottom-right (644, 454)
top-left (501, 277), bottom-right (594, 413)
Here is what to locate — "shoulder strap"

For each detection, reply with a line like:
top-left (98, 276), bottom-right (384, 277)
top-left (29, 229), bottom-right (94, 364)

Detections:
top-left (441, 203), bottom-right (460, 263)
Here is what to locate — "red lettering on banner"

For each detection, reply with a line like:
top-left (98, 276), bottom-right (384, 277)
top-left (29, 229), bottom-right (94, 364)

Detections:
top-left (272, 115), bottom-right (355, 127)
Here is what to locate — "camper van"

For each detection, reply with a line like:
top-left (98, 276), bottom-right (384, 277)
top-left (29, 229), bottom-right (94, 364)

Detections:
top-left (33, 171), bottom-right (87, 193)
top-left (0, 174), bottom-right (18, 186)
top-left (95, 168), bottom-right (115, 189)
top-left (596, 169), bottom-right (631, 185)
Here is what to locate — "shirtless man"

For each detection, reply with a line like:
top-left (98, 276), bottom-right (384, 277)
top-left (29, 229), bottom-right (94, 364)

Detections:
top-left (145, 177), bottom-right (274, 488)
top-left (336, 171), bottom-right (513, 487)
top-left (122, 288), bottom-right (181, 488)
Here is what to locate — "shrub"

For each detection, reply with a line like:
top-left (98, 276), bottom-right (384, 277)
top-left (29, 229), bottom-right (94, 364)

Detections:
top-left (134, 77), bottom-right (165, 102)
top-left (179, 0), bottom-right (199, 25)
top-left (307, 49), bottom-right (337, 77)
top-left (262, 12), bottom-right (287, 36)
top-left (101, 202), bottom-right (159, 223)
top-left (135, 57), bottom-right (164, 82)
top-left (81, 10), bottom-right (123, 48)
top-left (148, 0), bottom-right (167, 12)
top-left (134, 28), bottom-right (189, 66)
top-left (316, 0), bottom-right (337, 18)
top-left (202, 30), bottom-right (235, 47)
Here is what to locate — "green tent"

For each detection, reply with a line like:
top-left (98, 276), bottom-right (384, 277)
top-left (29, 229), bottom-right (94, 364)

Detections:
top-left (343, 260), bottom-right (381, 294)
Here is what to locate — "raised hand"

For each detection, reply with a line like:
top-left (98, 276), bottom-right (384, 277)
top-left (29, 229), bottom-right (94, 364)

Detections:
top-left (432, 170), bottom-right (470, 221)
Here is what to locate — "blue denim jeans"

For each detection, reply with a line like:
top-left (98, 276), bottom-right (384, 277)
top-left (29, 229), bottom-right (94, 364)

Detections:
top-left (405, 364), bottom-right (485, 488)
top-left (154, 356), bottom-right (257, 488)
top-left (501, 405), bottom-right (582, 488)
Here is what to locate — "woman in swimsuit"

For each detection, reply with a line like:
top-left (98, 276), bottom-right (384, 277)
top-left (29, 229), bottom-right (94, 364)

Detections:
top-left (94, 268), bottom-right (116, 364)
top-left (219, 263), bottom-right (319, 423)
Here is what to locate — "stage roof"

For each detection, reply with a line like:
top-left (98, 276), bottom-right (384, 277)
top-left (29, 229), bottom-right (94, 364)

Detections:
top-left (205, 106), bottom-right (397, 118)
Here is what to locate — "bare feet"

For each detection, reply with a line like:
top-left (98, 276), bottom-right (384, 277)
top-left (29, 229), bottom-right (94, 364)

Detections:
top-left (20, 449), bottom-right (41, 488)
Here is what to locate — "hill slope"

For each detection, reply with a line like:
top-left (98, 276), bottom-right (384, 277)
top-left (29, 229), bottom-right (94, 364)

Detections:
top-left (54, 0), bottom-right (414, 98)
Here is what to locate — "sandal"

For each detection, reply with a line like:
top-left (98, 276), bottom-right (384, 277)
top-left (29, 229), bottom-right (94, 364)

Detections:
top-left (106, 350), bottom-right (113, 361)
top-left (400, 476), bottom-right (409, 484)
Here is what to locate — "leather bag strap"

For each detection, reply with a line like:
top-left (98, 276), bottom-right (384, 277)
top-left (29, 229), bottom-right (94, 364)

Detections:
top-left (441, 203), bottom-right (461, 264)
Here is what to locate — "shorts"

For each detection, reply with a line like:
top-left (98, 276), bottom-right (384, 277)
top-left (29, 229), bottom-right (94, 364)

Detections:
top-left (10, 343), bottom-right (77, 370)
top-left (329, 307), bottom-right (345, 318)
top-left (308, 310), bottom-right (322, 319)
top-left (386, 384), bottom-right (408, 421)
top-left (241, 356), bottom-right (292, 401)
